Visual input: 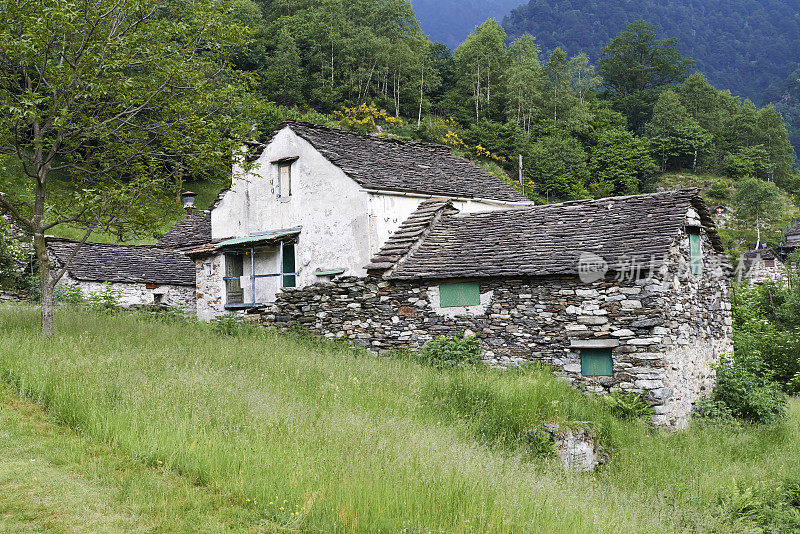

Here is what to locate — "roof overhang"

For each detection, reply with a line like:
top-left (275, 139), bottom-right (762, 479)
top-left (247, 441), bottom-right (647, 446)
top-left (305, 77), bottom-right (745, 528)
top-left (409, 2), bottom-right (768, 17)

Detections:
top-left (213, 227), bottom-right (301, 251)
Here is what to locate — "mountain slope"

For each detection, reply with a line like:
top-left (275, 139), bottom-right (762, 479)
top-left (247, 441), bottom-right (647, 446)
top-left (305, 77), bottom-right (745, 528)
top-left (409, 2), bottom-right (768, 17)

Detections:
top-left (410, 0), bottom-right (520, 48)
top-left (502, 0), bottom-right (800, 105)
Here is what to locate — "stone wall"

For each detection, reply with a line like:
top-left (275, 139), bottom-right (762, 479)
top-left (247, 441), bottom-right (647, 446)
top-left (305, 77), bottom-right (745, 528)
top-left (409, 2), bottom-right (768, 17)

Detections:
top-left (195, 254), bottom-right (225, 321)
top-left (259, 233), bottom-right (732, 428)
top-left (57, 273), bottom-right (195, 314)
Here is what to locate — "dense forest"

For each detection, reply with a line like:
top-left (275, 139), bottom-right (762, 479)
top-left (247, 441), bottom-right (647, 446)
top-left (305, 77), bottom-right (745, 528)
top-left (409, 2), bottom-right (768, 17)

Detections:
top-left (502, 0), bottom-right (800, 105)
top-left (409, 0), bottom-right (520, 49)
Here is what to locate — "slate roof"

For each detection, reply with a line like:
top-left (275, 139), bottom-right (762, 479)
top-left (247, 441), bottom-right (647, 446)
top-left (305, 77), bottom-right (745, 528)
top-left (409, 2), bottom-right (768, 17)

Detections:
top-left (366, 199), bottom-right (457, 271)
top-left (370, 189), bottom-right (722, 281)
top-left (259, 121), bottom-right (527, 202)
top-left (156, 212), bottom-right (212, 250)
top-left (48, 239), bottom-right (196, 286)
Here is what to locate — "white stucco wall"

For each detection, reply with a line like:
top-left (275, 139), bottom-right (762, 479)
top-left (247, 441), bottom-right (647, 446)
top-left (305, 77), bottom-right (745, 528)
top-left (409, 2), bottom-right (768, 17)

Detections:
top-left (199, 125), bottom-right (529, 319)
top-left (57, 273), bottom-right (196, 314)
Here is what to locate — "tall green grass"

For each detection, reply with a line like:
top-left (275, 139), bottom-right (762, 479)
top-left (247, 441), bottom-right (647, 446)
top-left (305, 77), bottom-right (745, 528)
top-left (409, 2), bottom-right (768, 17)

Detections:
top-left (0, 306), bottom-right (798, 532)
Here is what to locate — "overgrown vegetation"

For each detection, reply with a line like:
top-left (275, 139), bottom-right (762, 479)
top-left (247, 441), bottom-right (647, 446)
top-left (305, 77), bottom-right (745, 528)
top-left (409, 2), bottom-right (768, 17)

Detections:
top-left (0, 305), bottom-right (798, 532)
top-left (418, 333), bottom-right (483, 368)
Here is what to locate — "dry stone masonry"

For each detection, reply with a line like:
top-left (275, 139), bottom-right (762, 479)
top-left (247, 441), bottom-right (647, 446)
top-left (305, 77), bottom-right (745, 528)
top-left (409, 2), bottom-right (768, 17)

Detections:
top-left (257, 190), bottom-right (733, 429)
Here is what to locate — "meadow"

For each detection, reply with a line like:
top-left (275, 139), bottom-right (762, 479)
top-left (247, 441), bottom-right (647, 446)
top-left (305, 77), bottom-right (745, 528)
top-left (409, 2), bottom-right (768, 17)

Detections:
top-left (0, 305), bottom-right (798, 533)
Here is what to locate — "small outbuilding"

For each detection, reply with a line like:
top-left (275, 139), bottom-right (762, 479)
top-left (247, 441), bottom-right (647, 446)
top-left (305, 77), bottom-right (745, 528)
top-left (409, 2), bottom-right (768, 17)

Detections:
top-left (48, 239), bottom-right (197, 312)
top-left (261, 189), bottom-right (733, 428)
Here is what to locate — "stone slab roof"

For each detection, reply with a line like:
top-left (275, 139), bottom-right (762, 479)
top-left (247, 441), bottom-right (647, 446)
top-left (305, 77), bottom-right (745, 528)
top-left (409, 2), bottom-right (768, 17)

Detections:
top-left (48, 239), bottom-right (196, 286)
top-left (371, 189), bottom-right (722, 281)
top-left (366, 199), bottom-right (457, 271)
top-left (259, 121), bottom-right (527, 202)
top-left (156, 212), bottom-right (212, 250)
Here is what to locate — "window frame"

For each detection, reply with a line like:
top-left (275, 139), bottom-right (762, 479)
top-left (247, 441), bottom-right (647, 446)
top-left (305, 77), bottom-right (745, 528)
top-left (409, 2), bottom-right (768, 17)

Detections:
top-left (580, 348), bottom-right (613, 377)
top-left (277, 162), bottom-right (292, 199)
top-left (223, 252), bottom-right (245, 305)
top-left (438, 281), bottom-right (481, 308)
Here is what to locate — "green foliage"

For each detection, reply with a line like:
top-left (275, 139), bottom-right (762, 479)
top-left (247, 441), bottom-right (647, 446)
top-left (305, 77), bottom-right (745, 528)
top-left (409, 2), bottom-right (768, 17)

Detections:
top-left (645, 90), bottom-right (713, 171)
top-left (523, 426), bottom-right (557, 457)
top-left (211, 312), bottom-right (251, 336)
top-left (86, 283), bottom-right (122, 314)
top-left (418, 333), bottom-right (482, 368)
top-left (718, 478), bottom-right (800, 533)
top-left (602, 391), bottom-right (654, 420)
top-left (502, 0), bottom-right (800, 110)
top-left (0, 218), bottom-right (27, 291)
top-left (732, 178), bottom-right (787, 247)
top-left (53, 285), bottom-right (83, 305)
top-left (2, 307), bottom-right (800, 531)
top-left (709, 351), bottom-right (787, 424)
top-left (527, 134), bottom-right (589, 199)
top-left (589, 127), bottom-right (654, 196)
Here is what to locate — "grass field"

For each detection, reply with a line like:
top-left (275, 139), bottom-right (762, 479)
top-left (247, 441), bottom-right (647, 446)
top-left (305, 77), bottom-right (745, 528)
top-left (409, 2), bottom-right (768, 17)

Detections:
top-left (0, 305), bottom-right (798, 532)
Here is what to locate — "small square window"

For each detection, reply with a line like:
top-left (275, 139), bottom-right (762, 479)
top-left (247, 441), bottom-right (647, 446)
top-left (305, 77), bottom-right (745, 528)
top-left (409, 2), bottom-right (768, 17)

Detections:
top-left (581, 348), bottom-right (613, 377)
top-left (439, 282), bottom-right (480, 308)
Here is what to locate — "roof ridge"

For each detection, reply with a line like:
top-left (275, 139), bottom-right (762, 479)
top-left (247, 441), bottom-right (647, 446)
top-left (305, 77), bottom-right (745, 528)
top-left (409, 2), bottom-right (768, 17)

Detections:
top-left (446, 189), bottom-right (700, 219)
top-left (282, 120), bottom-right (450, 150)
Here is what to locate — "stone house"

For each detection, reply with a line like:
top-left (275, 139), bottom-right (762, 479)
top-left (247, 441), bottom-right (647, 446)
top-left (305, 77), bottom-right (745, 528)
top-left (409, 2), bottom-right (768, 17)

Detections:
top-left (741, 247), bottom-right (785, 284)
top-left (187, 121), bottom-right (530, 321)
top-left (48, 238), bottom-right (197, 312)
top-left (260, 190), bottom-right (733, 428)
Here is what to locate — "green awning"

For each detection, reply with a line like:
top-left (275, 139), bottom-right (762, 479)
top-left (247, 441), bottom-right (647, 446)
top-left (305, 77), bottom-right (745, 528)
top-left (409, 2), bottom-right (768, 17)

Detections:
top-left (214, 227), bottom-right (301, 249)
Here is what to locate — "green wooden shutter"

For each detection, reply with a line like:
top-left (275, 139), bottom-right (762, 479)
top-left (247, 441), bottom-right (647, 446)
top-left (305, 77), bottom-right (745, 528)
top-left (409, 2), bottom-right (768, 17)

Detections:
top-left (581, 349), bottom-right (613, 377)
top-left (439, 282), bottom-right (480, 308)
top-left (689, 233), bottom-right (703, 275)
top-left (282, 243), bottom-right (296, 288)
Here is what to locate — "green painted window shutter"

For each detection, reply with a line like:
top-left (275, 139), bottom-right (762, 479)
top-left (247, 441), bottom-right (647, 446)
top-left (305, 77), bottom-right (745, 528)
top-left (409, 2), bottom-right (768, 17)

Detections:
top-left (581, 349), bottom-right (613, 377)
top-left (689, 233), bottom-right (703, 275)
top-left (282, 243), bottom-right (296, 288)
top-left (439, 282), bottom-right (480, 308)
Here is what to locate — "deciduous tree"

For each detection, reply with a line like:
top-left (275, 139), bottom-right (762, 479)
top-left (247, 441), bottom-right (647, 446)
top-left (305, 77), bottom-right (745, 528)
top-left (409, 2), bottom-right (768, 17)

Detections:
top-left (0, 0), bottom-right (255, 334)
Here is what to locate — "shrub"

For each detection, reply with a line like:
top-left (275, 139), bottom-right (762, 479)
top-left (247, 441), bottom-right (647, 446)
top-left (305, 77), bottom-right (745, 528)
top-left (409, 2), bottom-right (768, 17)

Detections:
top-left (54, 285), bottom-right (83, 304)
top-left (86, 283), bottom-right (122, 313)
top-left (602, 391), bottom-right (654, 420)
top-left (418, 334), bottom-right (482, 369)
top-left (523, 426), bottom-right (557, 457)
top-left (211, 312), bottom-right (251, 336)
top-left (711, 351), bottom-right (787, 424)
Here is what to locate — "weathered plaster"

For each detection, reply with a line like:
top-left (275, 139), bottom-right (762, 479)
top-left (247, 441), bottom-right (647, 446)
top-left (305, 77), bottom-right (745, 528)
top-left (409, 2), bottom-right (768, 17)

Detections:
top-left (57, 273), bottom-right (195, 314)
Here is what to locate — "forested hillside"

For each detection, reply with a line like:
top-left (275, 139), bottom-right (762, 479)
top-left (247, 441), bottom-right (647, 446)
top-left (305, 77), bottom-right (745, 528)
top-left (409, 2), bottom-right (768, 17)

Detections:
top-left (502, 0), bottom-right (800, 105)
top-left (2, 0), bottom-right (799, 262)
top-left (409, 0), bottom-right (520, 48)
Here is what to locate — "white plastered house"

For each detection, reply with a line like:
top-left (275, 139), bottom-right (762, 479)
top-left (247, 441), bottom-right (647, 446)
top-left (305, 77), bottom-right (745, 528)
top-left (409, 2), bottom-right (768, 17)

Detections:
top-left (187, 121), bottom-right (530, 321)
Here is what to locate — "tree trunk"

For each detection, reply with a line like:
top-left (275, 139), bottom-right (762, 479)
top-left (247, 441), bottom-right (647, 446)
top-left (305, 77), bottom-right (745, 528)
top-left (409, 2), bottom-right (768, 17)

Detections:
top-left (417, 65), bottom-right (424, 128)
top-left (33, 231), bottom-right (54, 335)
top-left (755, 213), bottom-right (761, 249)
